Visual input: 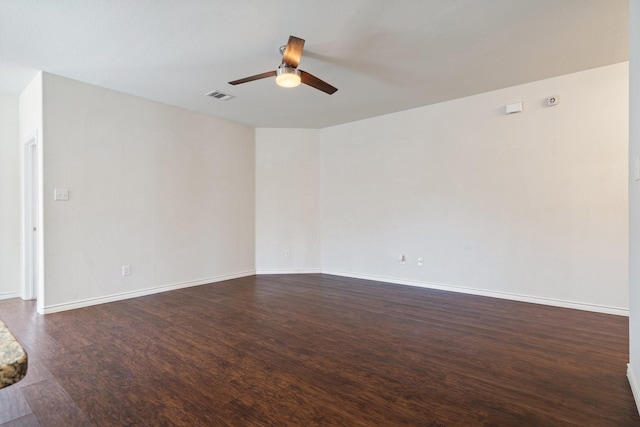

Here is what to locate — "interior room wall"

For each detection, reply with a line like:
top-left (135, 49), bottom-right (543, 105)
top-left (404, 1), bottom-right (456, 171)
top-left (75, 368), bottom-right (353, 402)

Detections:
top-left (255, 128), bottom-right (321, 273)
top-left (41, 73), bottom-right (256, 312)
top-left (628, 0), bottom-right (640, 411)
top-left (320, 62), bottom-right (629, 314)
top-left (18, 72), bottom-right (43, 310)
top-left (0, 94), bottom-right (20, 298)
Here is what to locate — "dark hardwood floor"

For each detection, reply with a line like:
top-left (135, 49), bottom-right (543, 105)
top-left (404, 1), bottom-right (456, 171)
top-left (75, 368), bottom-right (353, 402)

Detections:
top-left (0, 274), bottom-right (638, 426)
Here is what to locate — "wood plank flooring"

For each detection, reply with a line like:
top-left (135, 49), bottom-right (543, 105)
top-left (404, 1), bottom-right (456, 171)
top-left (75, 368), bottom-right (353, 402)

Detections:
top-left (0, 274), bottom-right (638, 426)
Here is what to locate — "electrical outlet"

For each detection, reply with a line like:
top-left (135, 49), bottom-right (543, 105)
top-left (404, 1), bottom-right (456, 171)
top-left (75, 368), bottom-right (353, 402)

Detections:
top-left (418, 257), bottom-right (424, 267)
top-left (398, 255), bottom-right (406, 264)
top-left (122, 265), bottom-right (130, 276)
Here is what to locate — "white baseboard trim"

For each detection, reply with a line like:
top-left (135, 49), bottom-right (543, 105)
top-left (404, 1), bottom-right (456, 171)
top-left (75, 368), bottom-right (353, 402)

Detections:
top-left (256, 269), bottom-right (322, 275)
top-left (42, 270), bottom-right (256, 314)
top-left (320, 270), bottom-right (629, 316)
top-left (0, 291), bottom-right (20, 301)
top-left (628, 364), bottom-right (640, 416)
top-left (39, 269), bottom-right (629, 317)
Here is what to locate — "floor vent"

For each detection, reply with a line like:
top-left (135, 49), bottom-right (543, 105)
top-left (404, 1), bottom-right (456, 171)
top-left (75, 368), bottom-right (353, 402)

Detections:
top-left (206, 91), bottom-right (234, 101)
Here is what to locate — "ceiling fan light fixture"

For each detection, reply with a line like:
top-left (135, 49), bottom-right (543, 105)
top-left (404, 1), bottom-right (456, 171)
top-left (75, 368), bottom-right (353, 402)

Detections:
top-left (228, 36), bottom-right (337, 95)
top-left (276, 66), bottom-right (301, 88)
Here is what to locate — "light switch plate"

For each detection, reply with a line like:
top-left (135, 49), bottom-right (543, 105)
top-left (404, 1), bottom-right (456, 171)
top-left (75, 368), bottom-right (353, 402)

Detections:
top-left (54, 188), bottom-right (69, 201)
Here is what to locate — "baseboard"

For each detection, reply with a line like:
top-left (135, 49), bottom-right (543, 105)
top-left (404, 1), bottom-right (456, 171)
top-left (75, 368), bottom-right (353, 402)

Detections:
top-left (41, 270), bottom-right (256, 314)
top-left (0, 291), bottom-right (20, 301)
top-left (628, 364), bottom-right (640, 415)
top-left (320, 270), bottom-right (629, 316)
top-left (40, 269), bottom-right (629, 316)
top-left (256, 269), bottom-right (322, 275)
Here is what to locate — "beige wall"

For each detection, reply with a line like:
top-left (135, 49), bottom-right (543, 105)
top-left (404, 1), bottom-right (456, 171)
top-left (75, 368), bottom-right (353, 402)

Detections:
top-left (40, 73), bottom-right (256, 311)
top-left (18, 72), bottom-right (44, 309)
top-left (255, 128), bottom-right (321, 273)
top-left (5, 62), bottom-right (629, 317)
top-left (0, 94), bottom-right (20, 298)
top-left (319, 62), bottom-right (628, 313)
top-left (254, 63), bottom-right (628, 314)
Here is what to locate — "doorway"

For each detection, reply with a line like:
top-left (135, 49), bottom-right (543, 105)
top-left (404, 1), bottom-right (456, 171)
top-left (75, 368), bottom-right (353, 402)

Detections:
top-left (22, 131), bottom-right (40, 304)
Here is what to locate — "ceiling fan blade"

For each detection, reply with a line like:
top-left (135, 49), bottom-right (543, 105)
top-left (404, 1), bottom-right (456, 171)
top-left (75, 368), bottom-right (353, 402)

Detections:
top-left (282, 36), bottom-right (305, 68)
top-left (228, 71), bottom-right (276, 85)
top-left (300, 70), bottom-right (338, 95)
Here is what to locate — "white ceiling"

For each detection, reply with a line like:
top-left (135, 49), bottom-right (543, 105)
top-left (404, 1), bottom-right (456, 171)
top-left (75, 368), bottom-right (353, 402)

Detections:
top-left (0, 0), bottom-right (629, 129)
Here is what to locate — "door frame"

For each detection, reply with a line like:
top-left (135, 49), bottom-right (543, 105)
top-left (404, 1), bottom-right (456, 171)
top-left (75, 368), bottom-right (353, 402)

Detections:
top-left (21, 130), bottom-right (43, 308)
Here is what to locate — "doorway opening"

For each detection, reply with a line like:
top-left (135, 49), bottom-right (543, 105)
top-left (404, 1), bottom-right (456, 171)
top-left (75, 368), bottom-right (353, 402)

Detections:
top-left (22, 130), bottom-right (41, 308)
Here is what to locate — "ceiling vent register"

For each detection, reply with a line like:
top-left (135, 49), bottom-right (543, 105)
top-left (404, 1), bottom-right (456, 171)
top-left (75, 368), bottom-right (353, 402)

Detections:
top-left (206, 91), bottom-right (234, 101)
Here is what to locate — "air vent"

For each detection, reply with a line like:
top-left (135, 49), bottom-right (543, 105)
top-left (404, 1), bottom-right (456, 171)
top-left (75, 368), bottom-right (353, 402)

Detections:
top-left (206, 90), bottom-right (234, 101)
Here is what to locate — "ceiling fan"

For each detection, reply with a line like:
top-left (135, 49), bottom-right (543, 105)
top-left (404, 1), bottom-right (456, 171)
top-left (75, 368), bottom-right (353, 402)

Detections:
top-left (228, 35), bottom-right (338, 95)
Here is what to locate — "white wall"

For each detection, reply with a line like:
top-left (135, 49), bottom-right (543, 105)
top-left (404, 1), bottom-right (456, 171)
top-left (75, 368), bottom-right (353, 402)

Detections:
top-left (320, 62), bottom-right (629, 313)
top-left (628, 0), bottom-right (640, 412)
top-left (0, 94), bottom-right (20, 298)
top-left (255, 128), bottom-right (321, 273)
top-left (41, 73), bottom-right (255, 311)
top-left (18, 73), bottom-right (43, 310)
top-left (16, 63), bottom-right (628, 317)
